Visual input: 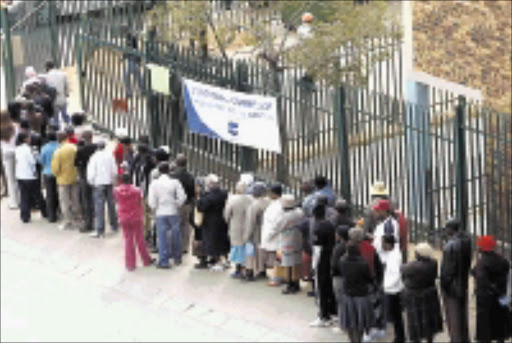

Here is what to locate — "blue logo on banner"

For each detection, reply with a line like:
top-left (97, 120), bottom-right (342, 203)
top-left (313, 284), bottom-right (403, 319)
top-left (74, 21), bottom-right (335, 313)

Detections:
top-left (228, 121), bottom-right (239, 136)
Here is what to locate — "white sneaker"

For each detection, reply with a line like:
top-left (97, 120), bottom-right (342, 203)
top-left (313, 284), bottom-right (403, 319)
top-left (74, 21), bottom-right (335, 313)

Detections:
top-left (89, 232), bottom-right (104, 238)
top-left (59, 224), bottom-right (67, 231)
top-left (309, 318), bottom-right (331, 327)
top-left (210, 264), bottom-right (224, 272)
top-left (362, 333), bottom-right (372, 343)
top-left (331, 326), bottom-right (341, 333)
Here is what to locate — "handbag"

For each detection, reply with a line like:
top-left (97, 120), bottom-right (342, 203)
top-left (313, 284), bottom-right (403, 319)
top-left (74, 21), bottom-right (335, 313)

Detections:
top-left (194, 206), bottom-right (203, 227)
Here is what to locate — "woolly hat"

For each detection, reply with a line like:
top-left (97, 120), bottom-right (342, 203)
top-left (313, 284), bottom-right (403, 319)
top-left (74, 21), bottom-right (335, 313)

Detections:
top-left (205, 174), bottom-right (219, 186)
top-left (240, 173), bottom-right (254, 186)
top-left (25, 66), bottom-right (37, 79)
top-left (281, 194), bottom-right (297, 209)
top-left (476, 235), bottom-right (497, 252)
top-left (415, 242), bottom-right (435, 259)
top-left (251, 182), bottom-right (267, 197)
top-left (374, 199), bottom-right (391, 212)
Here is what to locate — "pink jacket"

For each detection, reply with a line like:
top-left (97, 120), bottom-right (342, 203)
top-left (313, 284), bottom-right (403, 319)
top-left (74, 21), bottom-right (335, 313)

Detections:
top-left (114, 184), bottom-right (143, 224)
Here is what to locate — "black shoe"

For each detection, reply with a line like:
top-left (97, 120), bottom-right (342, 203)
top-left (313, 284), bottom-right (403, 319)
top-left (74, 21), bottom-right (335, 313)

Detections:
top-left (194, 262), bottom-right (208, 269)
top-left (156, 264), bottom-right (170, 269)
top-left (256, 271), bottom-right (267, 279)
top-left (79, 227), bottom-right (93, 233)
top-left (307, 291), bottom-right (316, 297)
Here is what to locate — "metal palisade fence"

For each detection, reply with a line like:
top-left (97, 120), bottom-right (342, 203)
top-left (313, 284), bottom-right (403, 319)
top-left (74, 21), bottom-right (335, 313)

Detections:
top-left (75, 32), bottom-right (511, 255)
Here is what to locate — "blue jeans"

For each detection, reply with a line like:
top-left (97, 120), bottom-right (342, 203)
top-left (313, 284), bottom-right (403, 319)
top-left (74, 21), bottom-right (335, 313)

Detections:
top-left (93, 185), bottom-right (118, 234)
top-left (156, 215), bottom-right (181, 267)
top-left (56, 103), bottom-right (69, 125)
top-left (124, 59), bottom-right (144, 97)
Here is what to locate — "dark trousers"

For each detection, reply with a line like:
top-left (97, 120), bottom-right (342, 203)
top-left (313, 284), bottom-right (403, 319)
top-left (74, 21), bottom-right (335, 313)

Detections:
top-left (317, 271), bottom-right (337, 320)
top-left (43, 175), bottom-right (59, 222)
top-left (79, 178), bottom-right (94, 230)
top-left (385, 293), bottom-right (405, 343)
top-left (443, 292), bottom-right (471, 343)
top-left (18, 179), bottom-right (46, 223)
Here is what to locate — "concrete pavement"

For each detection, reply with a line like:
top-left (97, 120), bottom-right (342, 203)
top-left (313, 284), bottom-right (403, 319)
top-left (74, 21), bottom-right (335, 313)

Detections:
top-left (1, 198), bottom-right (346, 342)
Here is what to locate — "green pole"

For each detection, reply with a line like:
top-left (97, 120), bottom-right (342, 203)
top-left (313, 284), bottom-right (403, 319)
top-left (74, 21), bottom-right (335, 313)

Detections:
top-left (74, 33), bottom-right (84, 110)
top-left (48, 0), bottom-right (58, 65)
top-left (1, 4), bottom-right (15, 102)
top-left (336, 86), bottom-right (352, 203)
top-left (455, 95), bottom-right (468, 232)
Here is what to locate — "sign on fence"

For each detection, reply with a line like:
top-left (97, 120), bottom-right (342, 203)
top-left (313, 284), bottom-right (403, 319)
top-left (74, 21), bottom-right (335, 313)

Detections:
top-left (147, 63), bottom-right (170, 95)
top-left (182, 78), bottom-right (281, 153)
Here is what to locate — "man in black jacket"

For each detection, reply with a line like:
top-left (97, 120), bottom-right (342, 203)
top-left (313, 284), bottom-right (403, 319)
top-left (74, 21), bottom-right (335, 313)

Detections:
top-left (75, 130), bottom-right (97, 232)
top-left (440, 218), bottom-right (472, 343)
top-left (172, 154), bottom-right (195, 254)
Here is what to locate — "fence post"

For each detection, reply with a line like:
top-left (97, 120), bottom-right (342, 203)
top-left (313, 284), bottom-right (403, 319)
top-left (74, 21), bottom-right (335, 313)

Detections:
top-left (75, 33), bottom-right (84, 110)
top-left (235, 61), bottom-right (258, 173)
top-left (1, 3), bottom-right (15, 102)
top-left (146, 27), bottom-right (159, 147)
top-left (48, 0), bottom-right (58, 65)
top-left (455, 95), bottom-right (468, 232)
top-left (336, 86), bottom-right (352, 203)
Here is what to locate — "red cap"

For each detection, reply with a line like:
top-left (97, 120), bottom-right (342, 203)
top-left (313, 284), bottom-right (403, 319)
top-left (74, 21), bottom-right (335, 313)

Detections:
top-left (476, 235), bottom-right (497, 252)
top-left (373, 199), bottom-right (390, 212)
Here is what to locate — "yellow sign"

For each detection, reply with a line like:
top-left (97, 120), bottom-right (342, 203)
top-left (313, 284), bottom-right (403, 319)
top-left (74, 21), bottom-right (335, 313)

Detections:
top-left (146, 63), bottom-right (169, 95)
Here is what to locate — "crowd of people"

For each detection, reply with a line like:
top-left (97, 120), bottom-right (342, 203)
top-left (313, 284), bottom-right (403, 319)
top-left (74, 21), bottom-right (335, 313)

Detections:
top-left (1, 62), bottom-right (511, 343)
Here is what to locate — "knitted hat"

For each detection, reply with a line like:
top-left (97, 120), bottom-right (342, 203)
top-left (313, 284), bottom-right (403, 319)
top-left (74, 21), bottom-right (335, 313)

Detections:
top-left (476, 235), bottom-right (497, 252)
top-left (374, 199), bottom-right (391, 212)
top-left (251, 182), bottom-right (267, 197)
top-left (281, 194), bottom-right (297, 209)
top-left (415, 242), bottom-right (435, 259)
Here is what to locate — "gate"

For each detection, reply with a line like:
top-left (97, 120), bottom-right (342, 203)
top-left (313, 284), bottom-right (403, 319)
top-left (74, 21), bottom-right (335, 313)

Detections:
top-left (74, 32), bottom-right (510, 253)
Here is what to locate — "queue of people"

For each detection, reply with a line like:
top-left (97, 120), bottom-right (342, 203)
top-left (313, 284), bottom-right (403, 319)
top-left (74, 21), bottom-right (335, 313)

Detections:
top-left (1, 63), bottom-right (511, 343)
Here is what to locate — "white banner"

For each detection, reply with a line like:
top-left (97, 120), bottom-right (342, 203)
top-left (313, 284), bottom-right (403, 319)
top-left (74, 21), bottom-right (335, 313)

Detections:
top-left (183, 78), bottom-right (281, 153)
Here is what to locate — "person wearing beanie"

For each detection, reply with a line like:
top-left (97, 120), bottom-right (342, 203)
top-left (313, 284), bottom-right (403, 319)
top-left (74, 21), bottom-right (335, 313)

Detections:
top-left (114, 173), bottom-right (154, 271)
top-left (271, 194), bottom-right (304, 294)
top-left (401, 242), bottom-right (443, 343)
top-left (349, 225), bottom-right (385, 341)
top-left (260, 183), bottom-right (285, 284)
top-left (224, 181), bottom-right (253, 278)
top-left (372, 199), bottom-right (399, 254)
top-left (338, 242), bottom-right (375, 342)
top-left (309, 203), bottom-right (337, 327)
top-left (242, 182), bottom-right (270, 281)
top-left (471, 236), bottom-right (510, 343)
top-left (196, 174), bottom-right (230, 271)
top-left (440, 218), bottom-right (472, 343)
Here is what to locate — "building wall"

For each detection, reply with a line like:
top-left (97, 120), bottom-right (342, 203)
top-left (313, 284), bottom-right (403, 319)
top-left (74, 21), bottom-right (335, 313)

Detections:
top-left (412, 0), bottom-right (511, 112)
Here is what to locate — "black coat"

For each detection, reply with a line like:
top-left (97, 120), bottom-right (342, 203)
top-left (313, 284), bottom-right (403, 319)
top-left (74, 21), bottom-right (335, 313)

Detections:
top-left (472, 251), bottom-right (511, 342)
top-left (313, 219), bottom-right (336, 275)
top-left (339, 252), bottom-right (372, 297)
top-left (440, 231), bottom-right (472, 298)
top-left (401, 257), bottom-right (444, 340)
top-left (196, 187), bottom-right (229, 256)
top-left (75, 143), bottom-right (97, 180)
top-left (330, 240), bottom-right (347, 277)
top-left (172, 167), bottom-right (195, 205)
